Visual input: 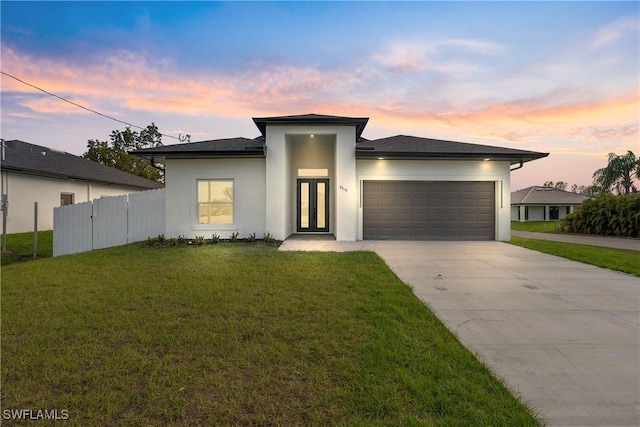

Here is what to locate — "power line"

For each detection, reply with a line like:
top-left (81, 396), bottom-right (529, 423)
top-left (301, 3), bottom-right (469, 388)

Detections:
top-left (1, 70), bottom-right (189, 142)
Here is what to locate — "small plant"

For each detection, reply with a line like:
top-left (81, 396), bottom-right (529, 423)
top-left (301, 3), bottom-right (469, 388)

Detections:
top-left (194, 235), bottom-right (206, 246)
top-left (211, 233), bottom-right (220, 244)
top-left (246, 232), bottom-right (256, 243)
top-left (176, 235), bottom-right (188, 245)
top-left (263, 231), bottom-right (273, 243)
top-left (230, 232), bottom-right (239, 243)
top-left (145, 234), bottom-right (166, 247)
top-left (167, 237), bottom-right (178, 247)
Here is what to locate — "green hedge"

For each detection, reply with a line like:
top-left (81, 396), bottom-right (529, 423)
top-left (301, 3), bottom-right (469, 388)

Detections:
top-left (561, 193), bottom-right (640, 237)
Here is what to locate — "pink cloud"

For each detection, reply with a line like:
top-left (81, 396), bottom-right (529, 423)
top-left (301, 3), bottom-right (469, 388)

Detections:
top-left (2, 41), bottom-right (637, 161)
top-left (590, 16), bottom-right (639, 50)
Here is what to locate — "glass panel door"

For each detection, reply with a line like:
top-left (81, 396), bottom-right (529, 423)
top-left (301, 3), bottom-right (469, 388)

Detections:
top-left (297, 179), bottom-right (329, 232)
top-left (300, 182), bottom-right (310, 229)
top-left (316, 182), bottom-right (326, 229)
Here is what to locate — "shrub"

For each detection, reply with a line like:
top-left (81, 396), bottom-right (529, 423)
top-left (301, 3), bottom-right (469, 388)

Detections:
top-left (263, 231), bottom-right (273, 243)
top-left (561, 193), bottom-right (640, 237)
top-left (145, 234), bottom-right (166, 247)
top-left (230, 232), bottom-right (239, 243)
top-left (246, 233), bottom-right (256, 243)
top-left (211, 233), bottom-right (220, 244)
top-left (194, 235), bottom-right (206, 246)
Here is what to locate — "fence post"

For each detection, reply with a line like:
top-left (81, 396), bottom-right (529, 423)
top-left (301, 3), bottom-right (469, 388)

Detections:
top-left (1, 194), bottom-right (7, 252)
top-left (33, 201), bottom-right (38, 258)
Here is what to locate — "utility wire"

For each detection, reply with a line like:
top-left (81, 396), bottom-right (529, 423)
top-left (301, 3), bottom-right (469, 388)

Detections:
top-left (1, 70), bottom-right (189, 142)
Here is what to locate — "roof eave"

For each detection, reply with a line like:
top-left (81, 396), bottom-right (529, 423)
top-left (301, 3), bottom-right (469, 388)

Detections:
top-left (130, 148), bottom-right (266, 159)
top-left (133, 152), bottom-right (266, 160)
top-left (356, 151), bottom-right (548, 164)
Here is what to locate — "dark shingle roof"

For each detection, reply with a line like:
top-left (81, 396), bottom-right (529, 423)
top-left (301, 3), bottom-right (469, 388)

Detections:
top-left (253, 113), bottom-right (369, 139)
top-left (130, 137), bottom-right (265, 158)
top-left (511, 186), bottom-right (588, 205)
top-left (356, 135), bottom-right (548, 164)
top-left (131, 116), bottom-right (548, 164)
top-left (1, 140), bottom-right (163, 190)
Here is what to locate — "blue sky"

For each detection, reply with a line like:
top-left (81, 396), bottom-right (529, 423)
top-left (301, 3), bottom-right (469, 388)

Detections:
top-left (2, 1), bottom-right (638, 190)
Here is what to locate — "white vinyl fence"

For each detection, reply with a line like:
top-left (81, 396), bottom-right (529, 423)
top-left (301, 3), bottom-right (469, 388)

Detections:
top-left (54, 188), bottom-right (164, 257)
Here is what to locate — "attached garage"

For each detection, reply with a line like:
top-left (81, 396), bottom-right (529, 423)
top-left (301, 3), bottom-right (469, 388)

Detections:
top-left (363, 181), bottom-right (495, 240)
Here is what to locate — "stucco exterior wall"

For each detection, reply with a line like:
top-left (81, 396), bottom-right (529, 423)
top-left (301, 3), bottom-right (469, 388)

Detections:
top-left (1, 171), bottom-right (148, 233)
top-left (164, 158), bottom-right (266, 239)
top-left (356, 159), bottom-right (512, 241)
top-left (290, 135), bottom-right (335, 233)
top-left (265, 125), bottom-right (358, 241)
top-left (511, 206), bottom-right (520, 221)
top-left (511, 205), bottom-right (577, 221)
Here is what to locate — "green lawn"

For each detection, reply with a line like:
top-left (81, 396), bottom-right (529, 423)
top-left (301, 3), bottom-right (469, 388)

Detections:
top-left (510, 221), bottom-right (562, 233)
top-left (510, 236), bottom-right (640, 276)
top-left (2, 244), bottom-right (540, 426)
top-left (1, 230), bottom-right (53, 266)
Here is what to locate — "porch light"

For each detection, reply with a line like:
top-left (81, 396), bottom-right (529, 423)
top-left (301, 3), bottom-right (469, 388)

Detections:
top-left (378, 157), bottom-right (384, 160)
top-left (484, 158), bottom-right (490, 161)
top-left (310, 134), bottom-right (315, 138)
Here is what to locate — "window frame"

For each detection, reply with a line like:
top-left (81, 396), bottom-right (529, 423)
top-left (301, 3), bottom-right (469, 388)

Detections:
top-left (196, 179), bottom-right (234, 225)
top-left (60, 192), bottom-right (74, 206)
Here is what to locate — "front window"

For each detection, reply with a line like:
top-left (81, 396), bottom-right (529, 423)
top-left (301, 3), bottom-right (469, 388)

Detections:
top-left (197, 180), bottom-right (233, 224)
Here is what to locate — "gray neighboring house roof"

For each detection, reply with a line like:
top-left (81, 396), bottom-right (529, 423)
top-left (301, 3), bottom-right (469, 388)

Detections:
top-left (132, 113), bottom-right (549, 164)
top-left (1, 140), bottom-right (163, 190)
top-left (511, 186), bottom-right (588, 205)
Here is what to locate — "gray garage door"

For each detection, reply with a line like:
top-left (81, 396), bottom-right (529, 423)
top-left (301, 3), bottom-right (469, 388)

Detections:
top-left (363, 181), bottom-right (495, 240)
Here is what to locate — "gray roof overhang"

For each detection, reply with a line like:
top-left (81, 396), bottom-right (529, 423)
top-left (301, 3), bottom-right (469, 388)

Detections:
top-left (131, 149), bottom-right (265, 160)
top-left (355, 150), bottom-right (548, 165)
top-left (253, 114), bottom-right (369, 139)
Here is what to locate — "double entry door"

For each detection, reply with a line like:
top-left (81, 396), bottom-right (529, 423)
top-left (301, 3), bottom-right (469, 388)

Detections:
top-left (297, 179), bottom-right (329, 232)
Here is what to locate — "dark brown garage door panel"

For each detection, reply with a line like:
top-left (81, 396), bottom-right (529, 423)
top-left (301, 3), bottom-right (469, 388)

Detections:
top-left (363, 181), bottom-right (495, 240)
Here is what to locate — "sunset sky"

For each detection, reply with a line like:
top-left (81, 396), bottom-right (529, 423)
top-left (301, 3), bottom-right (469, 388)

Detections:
top-left (1, 1), bottom-right (638, 190)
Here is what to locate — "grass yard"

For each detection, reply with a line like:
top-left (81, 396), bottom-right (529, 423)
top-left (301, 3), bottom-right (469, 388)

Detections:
top-left (510, 236), bottom-right (640, 276)
top-left (510, 221), bottom-right (562, 233)
top-left (2, 244), bottom-right (540, 426)
top-left (0, 230), bottom-right (53, 266)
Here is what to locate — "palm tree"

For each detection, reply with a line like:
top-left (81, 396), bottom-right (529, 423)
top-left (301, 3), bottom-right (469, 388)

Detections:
top-left (592, 151), bottom-right (640, 195)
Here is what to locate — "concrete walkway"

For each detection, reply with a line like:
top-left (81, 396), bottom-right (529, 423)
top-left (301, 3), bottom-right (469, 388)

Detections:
top-left (279, 240), bottom-right (640, 427)
top-left (512, 230), bottom-right (640, 251)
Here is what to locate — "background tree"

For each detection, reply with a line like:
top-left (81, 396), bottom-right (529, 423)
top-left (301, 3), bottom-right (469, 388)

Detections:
top-left (592, 151), bottom-right (639, 195)
top-left (570, 184), bottom-right (600, 197)
top-left (542, 181), bottom-right (567, 191)
top-left (84, 123), bottom-right (164, 182)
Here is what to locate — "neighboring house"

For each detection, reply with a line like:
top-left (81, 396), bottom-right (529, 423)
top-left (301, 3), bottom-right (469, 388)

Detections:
top-left (0, 140), bottom-right (163, 233)
top-left (132, 114), bottom-right (547, 241)
top-left (511, 186), bottom-right (587, 222)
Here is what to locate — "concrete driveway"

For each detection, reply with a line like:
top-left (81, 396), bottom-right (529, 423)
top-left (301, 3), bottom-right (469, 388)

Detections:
top-left (280, 240), bottom-right (640, 427)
